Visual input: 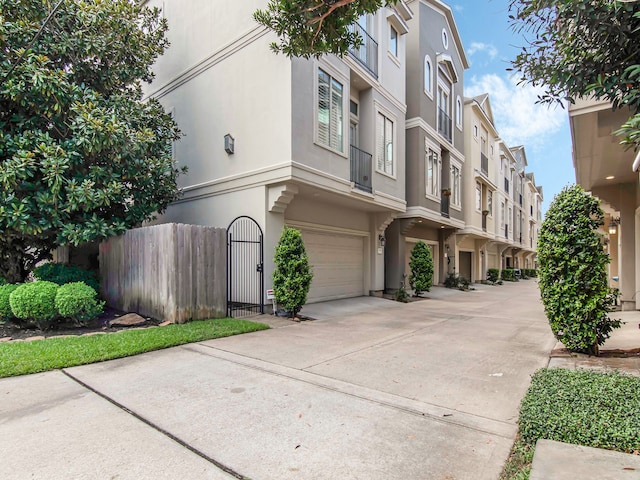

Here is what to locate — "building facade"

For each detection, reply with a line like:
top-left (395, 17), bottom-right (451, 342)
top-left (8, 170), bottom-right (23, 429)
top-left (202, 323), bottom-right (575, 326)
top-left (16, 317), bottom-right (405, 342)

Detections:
top-left (140, 0), bottom-right (543, 305)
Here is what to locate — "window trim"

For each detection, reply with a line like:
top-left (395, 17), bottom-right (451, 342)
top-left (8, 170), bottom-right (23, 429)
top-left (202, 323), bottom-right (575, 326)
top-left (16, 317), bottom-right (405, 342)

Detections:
top-left (475, 181), bottom-right (482, 212)
top-left (424, 55), bottom-right (433, 99)
top-left (374, 105), bottom-right (397, 179)
top-left (425, 146), bottom-right (441, 201)
top-left (455, 95), bottom-right (463, 130)
top-left (449, 159), bottom-right (462, 210)
top-left (389, 24), bottom-right (398, 58)
top-left (314, 64), bottom-right (348, 157)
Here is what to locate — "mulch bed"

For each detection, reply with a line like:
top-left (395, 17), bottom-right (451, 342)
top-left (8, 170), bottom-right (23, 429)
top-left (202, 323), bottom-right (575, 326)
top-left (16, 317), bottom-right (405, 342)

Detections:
top-left (0, 307), bottom-right (161, 342)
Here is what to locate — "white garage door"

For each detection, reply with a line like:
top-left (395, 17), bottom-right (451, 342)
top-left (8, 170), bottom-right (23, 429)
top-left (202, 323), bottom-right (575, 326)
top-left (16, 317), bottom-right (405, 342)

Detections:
top-left (299, 229), bottom-right (365, 303)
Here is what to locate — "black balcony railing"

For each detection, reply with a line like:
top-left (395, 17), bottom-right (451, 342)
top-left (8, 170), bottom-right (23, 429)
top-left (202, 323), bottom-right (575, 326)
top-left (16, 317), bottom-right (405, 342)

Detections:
top-left (481, 152), bottom-right (488, 176)
top-left (350, 145), bottom-right (372, 193)
top-left (348, 23), bottom-right (378, 78)
top-left (482, 214), bottom-right (487, 232)
top-left (438, 108), bottom-right (452, 143)
top-left (441, 193), bottom-right (450, 218)
top-left (504, 177), bottom-right (510, 193)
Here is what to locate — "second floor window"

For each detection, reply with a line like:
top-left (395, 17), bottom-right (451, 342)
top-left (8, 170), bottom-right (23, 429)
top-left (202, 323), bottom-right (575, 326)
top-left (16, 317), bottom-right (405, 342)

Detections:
top-left (426, 149), bottom-right (440, 197)
top-left (390, 25), bottom-right (398, 57)
top-left (488, 191), bottom-right (493, 216)
top-left (376, 112), bottom-right (394, 176)
top-left (475, 182), bottom-right (481, 211)
top-left (317, 68), bottom-right (344, 153)
top-left (450, 164), bottom-right (461, 207)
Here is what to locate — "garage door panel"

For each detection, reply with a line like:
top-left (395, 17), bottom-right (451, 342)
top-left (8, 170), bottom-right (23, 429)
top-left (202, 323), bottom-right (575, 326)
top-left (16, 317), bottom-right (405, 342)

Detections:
top-left (298, 229), bottom-right (365, 303)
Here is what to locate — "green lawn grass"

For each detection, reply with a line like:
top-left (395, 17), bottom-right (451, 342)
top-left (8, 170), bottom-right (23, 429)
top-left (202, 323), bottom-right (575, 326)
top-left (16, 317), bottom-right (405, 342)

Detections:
top-left (501, 368), bottom-right (640, 479)
top-left (0, 318), bottom-right (269, 378)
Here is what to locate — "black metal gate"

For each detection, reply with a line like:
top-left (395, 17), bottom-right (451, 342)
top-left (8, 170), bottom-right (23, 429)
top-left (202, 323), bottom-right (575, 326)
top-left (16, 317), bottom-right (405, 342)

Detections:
top-left (227, 216), bottom-right (264, 317)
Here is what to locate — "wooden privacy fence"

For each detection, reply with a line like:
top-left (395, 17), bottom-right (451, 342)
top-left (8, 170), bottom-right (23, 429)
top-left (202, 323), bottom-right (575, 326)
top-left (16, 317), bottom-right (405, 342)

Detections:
top-left (99, 223), bottom-right (226, 324)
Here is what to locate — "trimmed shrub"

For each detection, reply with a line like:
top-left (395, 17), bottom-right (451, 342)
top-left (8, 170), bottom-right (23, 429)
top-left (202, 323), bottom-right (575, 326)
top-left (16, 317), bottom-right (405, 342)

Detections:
top-left (272, 227), bottom-right (313, 318)
top-left (538, 185), bottom-right (619, 354)
top-left (0, 284), bottom-right (20, 322)
top-left (55, 282), bottom-right (105, 326)
top-left (409, 241), bottom-right (433, 296)
top-left (519, 369), bottom-right (640, 453)
top-left (487, 268), bottom-right (499, 283)
top-left (501, 268), bottom-right (516, 281)
top-left (32, 262), bottom-right (100, 293)
top-left (9, 281), bottom-right (60, 330)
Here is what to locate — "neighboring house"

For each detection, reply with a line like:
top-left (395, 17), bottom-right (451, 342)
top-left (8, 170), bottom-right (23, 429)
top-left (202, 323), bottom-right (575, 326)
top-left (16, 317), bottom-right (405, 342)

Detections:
top-left (569, 97), bottom-right (639, 310)
top-left (385, 0), bottom-right (469, 290)
top-left (142, 0), bottom-right (413, 304)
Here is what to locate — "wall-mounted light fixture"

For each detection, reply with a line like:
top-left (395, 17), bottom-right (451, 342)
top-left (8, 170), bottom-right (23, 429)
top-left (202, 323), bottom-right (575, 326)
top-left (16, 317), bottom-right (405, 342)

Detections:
top-left (378, 234), bottom-right (386, 247)
top-left (609, 217), bottom-right (620, 235)
top-left (224, 134), bottom-right (235, 155)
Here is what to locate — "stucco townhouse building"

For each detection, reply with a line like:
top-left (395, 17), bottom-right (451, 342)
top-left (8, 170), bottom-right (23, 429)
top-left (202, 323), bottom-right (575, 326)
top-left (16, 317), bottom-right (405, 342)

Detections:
top-left (570, 97), bottom-right (640, 311)
top-left (139, 0), bottom-right (544, 309)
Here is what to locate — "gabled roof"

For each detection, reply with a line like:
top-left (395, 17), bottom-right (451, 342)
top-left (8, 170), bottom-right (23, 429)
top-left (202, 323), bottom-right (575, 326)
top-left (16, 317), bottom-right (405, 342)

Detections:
top-left (464, 93), bottom-right (498, 137)
top-left (416, 0), bottom-right (470, 69)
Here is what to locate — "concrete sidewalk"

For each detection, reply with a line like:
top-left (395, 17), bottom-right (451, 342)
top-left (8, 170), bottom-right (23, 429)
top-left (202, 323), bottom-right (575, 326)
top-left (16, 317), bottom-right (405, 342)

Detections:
top-left (1, 280), bottom-right (555, 479)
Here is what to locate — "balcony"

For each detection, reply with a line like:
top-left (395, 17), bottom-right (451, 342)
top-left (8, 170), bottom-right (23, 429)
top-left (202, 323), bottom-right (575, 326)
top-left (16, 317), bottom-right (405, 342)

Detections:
top-left (480, 152), bottom-right (488, 176)
top-left (348, 23), bottom-right (378, 78)
top-left (504, 178), bottom-right (510, 193)
top-left (350, 145), bottom-right (372, 193)
top-left (438, 108), bottom-right (452, 143)
top-left (440, 192), bottom-right (450, 218)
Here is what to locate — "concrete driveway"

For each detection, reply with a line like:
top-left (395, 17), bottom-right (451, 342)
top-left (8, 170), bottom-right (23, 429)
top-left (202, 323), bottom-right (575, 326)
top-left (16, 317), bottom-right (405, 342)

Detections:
top-left (0, 281), bottom-right (555, 480)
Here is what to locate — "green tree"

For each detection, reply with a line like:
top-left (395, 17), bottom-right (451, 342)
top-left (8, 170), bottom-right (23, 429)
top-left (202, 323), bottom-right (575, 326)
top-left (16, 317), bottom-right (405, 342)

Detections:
top-left (0, 0), bottom-right (184, 283)
top-left (272, 227), bottom-right (313, 318)
top-left (254, 0), bottom-right (398, 58)
top-left (409, 241), bottom-right (433, 296)
top-left (509, 0), bottom-right (640, 148)
top-left (537, 185), bottom-right (620, 355)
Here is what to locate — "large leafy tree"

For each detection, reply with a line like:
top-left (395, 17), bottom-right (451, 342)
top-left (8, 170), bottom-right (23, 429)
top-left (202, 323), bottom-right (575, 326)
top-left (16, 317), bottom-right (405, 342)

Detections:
top-left (0, 0), bottom-right (184, 283)
top-left (254, 0), bottom-right (398, 58)
top-left (509, 0), bottom-right (640, 148)
top-left (537, 185), bottom-right (619, 355)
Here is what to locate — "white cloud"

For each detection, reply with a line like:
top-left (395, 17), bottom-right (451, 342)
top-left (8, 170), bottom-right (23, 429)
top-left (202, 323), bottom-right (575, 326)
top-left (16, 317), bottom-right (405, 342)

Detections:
top-left (464, 73), bottom-right (566, 148)
top-left (453, 4), bottom-right (464, 12)
top-left (467, 42), bottom-right (498, 60)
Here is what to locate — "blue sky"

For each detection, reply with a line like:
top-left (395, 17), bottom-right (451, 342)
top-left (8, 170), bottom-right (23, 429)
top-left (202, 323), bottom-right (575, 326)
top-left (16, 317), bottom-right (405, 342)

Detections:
top-left (449, 0), bottom-right (575, 213)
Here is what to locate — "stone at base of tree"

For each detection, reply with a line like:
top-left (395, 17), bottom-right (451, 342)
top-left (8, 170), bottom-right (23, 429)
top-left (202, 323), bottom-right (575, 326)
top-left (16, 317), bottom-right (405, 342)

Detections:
top-left (25, 336), bottom-right (45, 342)
top-left (109, 313), bottom-right (146, 327)
top-left (159, 320), bottom-right (173, 327)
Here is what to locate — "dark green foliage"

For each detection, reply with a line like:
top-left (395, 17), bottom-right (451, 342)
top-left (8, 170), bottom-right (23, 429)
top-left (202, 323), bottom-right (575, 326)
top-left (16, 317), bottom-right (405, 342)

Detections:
top-left (0, 0), bottom-right (184, 283)
top-left (523, 268), bottom-right (537, 278)
top-left (273, 227), bottom-right (313, 318)
top-left (33, 263), bottom-right (100, 293)
top-left (519, 369), bottom-right (640, 453)
top-left (254, 0), bottom-right (398, 58)
top-left (509, 0), bottom-right (640, 149)
top-left (55, 282), bottom-right (105, 326)
top-left (0, 284), bottom-right (19, 322)
top-left (394, 283), bottom-right (409, 303)
top-left (487, 268), bottom-right (500, 283)
top-left (501, 268), bottom-right (517, 282)
top-left (409, 241), bottom-right (433, 296)
top-left (538, 185), bottom-right (620, 354)
top-left (9, 281), bottom-right (59, 330)
top-left (444, 273), bottom-right (470, 291)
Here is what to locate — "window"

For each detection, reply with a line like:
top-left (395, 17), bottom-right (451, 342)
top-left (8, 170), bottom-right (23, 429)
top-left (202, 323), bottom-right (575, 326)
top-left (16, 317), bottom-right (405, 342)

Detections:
top-left (508, 207), bottom-right (513, 231)
top-left (450, 164), bottom-right (461, 207)
top-left (456, 96), bottom-right (462, 128)
top-left (317, 68), bottom-right (344, 152)
top-left (424, 56), bottom-right (433, 97)
top-left (389, 25), bottom-right (398, 57)
top-left (488, 191), bottom-right (493, 216)
top-left (437, 81), bottom-right (452, 142)
top-left (376, 112), bottom-right (394, 176)
top-left (500, 201), bottom-right (505, 229)
top-left (473, 125), bottom-right (478, 138)
top-left (475, 182), bottom-right (481, 211)
top-left (442, 28), bottom-right (449, 49)
top-left (426, 149), bottom-right (440, 197)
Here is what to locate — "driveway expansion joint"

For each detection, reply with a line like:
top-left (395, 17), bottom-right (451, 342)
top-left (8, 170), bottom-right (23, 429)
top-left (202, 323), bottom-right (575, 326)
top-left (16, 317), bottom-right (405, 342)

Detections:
top-left (61, 369), bottom-right (252, 480)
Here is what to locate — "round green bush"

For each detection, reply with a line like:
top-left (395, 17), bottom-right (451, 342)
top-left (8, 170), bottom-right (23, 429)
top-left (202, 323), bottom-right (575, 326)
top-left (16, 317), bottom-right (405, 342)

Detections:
top-left (0, 284), bottom-right (20, 322)
top-left (32, 262), bottom-right (100, 293)
top-left (9, 281), bottom-right (60, 329)
top-left (55, 282), bottom-right (105, 326)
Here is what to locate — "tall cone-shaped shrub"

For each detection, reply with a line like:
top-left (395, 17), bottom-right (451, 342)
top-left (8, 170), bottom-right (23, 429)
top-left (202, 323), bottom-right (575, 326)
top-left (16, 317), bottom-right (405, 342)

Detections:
top-left (537, 185), bottom-right (620, 355)
top-left (409, 241), bottom-right (433, 296)
top-left (273, 227), bottom-right (313, 318)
